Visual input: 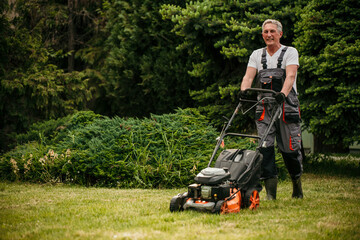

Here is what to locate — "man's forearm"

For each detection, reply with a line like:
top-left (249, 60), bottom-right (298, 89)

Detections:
top-left (241, 67), bottom-right (257, 91)
top-left (281, 75), bottom-right (295, 96)
top-left (241, 77), bottom-right (253, 91)
top-left (282, 65), bottom-right (298, 96)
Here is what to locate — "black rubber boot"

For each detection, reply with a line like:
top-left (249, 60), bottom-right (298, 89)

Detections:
top-left (264, 177), bottom-right (278, 200)
top-left (291, 177), bottom-right (303, 199)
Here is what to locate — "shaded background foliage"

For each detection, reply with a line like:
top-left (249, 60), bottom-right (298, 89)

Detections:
top-left (99, 0), bottom-right (200, 117)
top-left (1, 0), bottom-right (359, 155)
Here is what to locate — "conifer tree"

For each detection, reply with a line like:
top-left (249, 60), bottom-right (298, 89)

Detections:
top-left (101, 0), bottom-right (198, 117)
top-left (294, 0), bottom-right (360, 152)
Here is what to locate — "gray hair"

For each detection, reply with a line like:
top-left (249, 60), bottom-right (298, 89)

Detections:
top-left (262, 19), bottom-right (283, 33)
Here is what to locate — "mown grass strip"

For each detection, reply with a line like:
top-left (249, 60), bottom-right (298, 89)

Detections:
top-left (1, 173), bottom-right (359, 240)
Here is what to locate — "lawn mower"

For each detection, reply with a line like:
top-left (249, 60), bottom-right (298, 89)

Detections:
top-left (169, 88), bottom-right (282, 214)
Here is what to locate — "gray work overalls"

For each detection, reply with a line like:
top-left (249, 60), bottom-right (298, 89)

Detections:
top-left (255, 47), bottom-right (303, 180)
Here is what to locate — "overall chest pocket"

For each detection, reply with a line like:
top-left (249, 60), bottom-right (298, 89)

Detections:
top-left (257, 68), bottom-right (285, 92)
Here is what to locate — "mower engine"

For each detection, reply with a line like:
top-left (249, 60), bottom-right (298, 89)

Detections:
top-left (181, 167), bottom-right (236, 212)
top-left (187, 182), bottom-right (231, 202)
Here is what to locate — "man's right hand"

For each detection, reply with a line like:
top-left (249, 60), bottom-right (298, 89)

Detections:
top-left (239, 90), bottom-right (248, 99)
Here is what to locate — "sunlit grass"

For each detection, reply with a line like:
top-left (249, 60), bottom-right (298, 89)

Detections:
top-left (1, 173), bottom-right (359, 240)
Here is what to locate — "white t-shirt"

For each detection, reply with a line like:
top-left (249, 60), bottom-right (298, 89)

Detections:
top-left (248, 45), bottom-right (300, 93)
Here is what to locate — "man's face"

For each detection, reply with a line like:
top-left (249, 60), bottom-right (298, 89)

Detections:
top-left (262, 23), bottom-right (283, 47)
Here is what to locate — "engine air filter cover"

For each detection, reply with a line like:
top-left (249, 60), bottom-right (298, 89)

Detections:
top-left (194, 167), bottom-right (231, 185)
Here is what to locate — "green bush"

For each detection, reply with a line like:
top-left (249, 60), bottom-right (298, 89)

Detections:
top-left (14, 111), bottom-right (103, 146)
top-left (0, 109), bottom-right (217, 187)
top-left (0, 109), bottom-right (288, 188)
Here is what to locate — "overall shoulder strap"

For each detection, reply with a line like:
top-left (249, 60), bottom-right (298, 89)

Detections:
top-left (261, 48), bottom-right (267, 69)
top-left (277, 46), bottom-right (288, 68)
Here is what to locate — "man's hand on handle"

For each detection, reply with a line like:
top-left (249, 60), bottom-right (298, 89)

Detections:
top-left (275, 92), bottom-right (286, 104)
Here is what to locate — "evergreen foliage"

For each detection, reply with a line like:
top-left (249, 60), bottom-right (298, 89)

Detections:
top-left (100, 0), bottom-right (199, 117)
top-left (0, 109), bottom-right (216, 187)
top-left (0, 30), bottom-right (91, 152)
top-left (0, 0), bottom-right (101, 152)
top-left (294, 0), bottom-right (360, 150)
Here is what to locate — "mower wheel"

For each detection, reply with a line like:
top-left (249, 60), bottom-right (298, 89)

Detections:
top-left (244, 190), bottom-right (260, 210)
top-left (212, 200), bottom-right (225, 214)
top-left (170, 195), bottom-right (182, 212)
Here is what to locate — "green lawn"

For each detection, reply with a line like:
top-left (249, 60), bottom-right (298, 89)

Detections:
top-left (1, 173), bottom-right (359, 240)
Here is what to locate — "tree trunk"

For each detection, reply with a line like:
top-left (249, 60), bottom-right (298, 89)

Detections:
top-left (68, 0), bottom-right (75, 72)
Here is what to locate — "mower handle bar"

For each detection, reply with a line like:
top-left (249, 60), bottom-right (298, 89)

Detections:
top-left (243, 88), bottom-right (277, 96)
top-left (224, 133), bottom-right (261, 139)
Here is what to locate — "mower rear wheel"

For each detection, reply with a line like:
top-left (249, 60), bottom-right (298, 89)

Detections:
top-left (243, 189), bottom-right (260, 210)
top-left (249, 190), bottom-right (260, 210)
